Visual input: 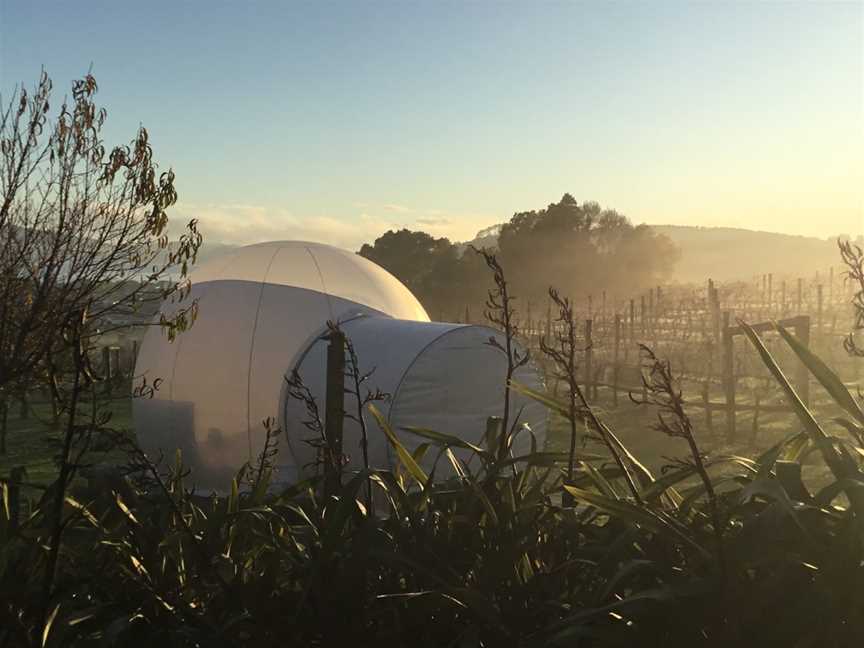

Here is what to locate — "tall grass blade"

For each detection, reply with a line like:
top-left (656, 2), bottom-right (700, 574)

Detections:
top-left (738, 320), bottom-right (853, 480)
top-left (776, 323), bottom-right (864, 426)
top-left (369, 403), bottom-right (428, 486)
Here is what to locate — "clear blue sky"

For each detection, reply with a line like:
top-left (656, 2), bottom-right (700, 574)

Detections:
top-left (1, 1), bottom-right (862, 249)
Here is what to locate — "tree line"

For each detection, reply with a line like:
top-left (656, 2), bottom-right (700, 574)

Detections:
top-left (359, 193), bottom-right (680, 319)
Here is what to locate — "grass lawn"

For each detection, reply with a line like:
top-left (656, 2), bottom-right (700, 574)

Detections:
top-left (1, 372), bottom-right (856, 497)
top-left (0, 390), bottom-right (134, 496)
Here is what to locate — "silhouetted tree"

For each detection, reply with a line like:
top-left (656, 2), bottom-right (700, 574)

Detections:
top-left (359, 195), bottom-right (679, 320)
top-left (0, 71), bottom-right (201, 396)
top-left (498, 194), bottom-right (679, 305)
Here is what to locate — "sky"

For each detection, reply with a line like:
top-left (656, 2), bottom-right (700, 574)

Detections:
top-left (1, 1), bottom-right (862, 250)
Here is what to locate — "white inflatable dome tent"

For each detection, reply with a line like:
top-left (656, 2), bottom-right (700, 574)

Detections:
top-left (134, 241), bottom-right (547, 490)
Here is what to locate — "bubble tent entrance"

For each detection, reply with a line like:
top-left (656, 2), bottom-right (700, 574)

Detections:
top-left (134, 241), bottom-right (547, 490)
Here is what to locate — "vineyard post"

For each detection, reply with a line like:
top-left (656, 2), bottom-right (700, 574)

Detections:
top-left (102, 346), bottom-right (112, 396)
top-left (794, 315), bottom-right (811, 406)
top-left (640, 295), bottom-right (646, 339)
top-left (110, 347), bottom-right (121, 388)
top-left (584, 318), bottom-right (593, 403)
top-left (702, 380), bottom-right (713, 432)
top-left (324, 329), bottom-right (346, 496)
top-left (817, 285), bottom-right (824, 342)
top-left (131, 340), bottom-right (139, 378)
top-left (797, 278), bottom-right (803, 314)
top-left (722, 311), bottom-right (736, 442)
top-left (781, 280), bottom-right (787, 316)
top-left (613, 314), bottom-right (620, 407)
top-left (545, 300), bottom-right (551, 341)
top-left (629, 299), bottom-right (635, 345)
top-left (768, 273), bottom-right (773, 314)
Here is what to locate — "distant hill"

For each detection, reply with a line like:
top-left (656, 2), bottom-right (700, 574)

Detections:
top-left (649, 225), bottom-right (849, 283)
top-left (188, 224), bottom-right (856, 286)
top-left (460, 224), bottom-right (854, 284)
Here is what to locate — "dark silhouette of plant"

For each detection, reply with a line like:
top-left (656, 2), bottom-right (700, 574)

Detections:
top-left (839, 239), bottom-right (864, 356)
top-left (632, 343), bottom-right (727, 579)
top-left (472, 245), bottom-right (529, 465)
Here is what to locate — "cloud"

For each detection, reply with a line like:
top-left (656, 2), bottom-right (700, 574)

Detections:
top-left (167, 201), bottom-right (500, 249)
top-left (382, 203), bottom-right (414, 214)
top-left (167, 202), bottom-right (400, 251)
top-left (416, 217), bottom-right (452, 227)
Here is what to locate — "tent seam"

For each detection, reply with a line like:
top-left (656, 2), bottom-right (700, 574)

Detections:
top-left (245, 246), bottom-right (283, 462)
top-left (384, 324), bottom-right (472, 471)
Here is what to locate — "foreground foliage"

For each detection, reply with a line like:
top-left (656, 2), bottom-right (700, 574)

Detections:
top-left (1, 315), bottom-right (864, 647)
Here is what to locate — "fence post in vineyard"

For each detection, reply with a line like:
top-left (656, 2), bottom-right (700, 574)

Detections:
top-left (797, 278), bottom-right (803, 314)
top-left (640, 296), bottom-right (646, 339)
top-left (795, 316), bottom-right (811, 407)
top-left (711, 293), bottom-right (721, 349)
top-left (722, 311), bottom-right (736, 442)
top-left (584, 319), bottom-right (593, 403)
top-left (102, 346), bottom-right (112, 396)
top-left (781, 280), bottom-right (787, 316)
top-left (613, 314), bottom-right (621, 407)
top-left (545, 300), bottom-right (551, 341)
top-left (768, 273), bottom-right (773, 315)
top-left (110, 347), bottom-right (121, 388)
top-left (817, 285), bottom-right (823, 342)
top-left (18, 391), bottom-right (28, 420)
top-left (131, 340), bottom-right (139, 377)
top-left (702, 381), bottom-right (713, 432)
top-left (629, 299), bottom-right (635, 345)
top-left (648, 289), bottom-right (655, 337)
top-left (324, 329), bottom-right (346, 496)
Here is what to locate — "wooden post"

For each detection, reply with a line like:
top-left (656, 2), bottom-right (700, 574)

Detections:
top-left (711, 295), bottom-right (721, 346)
top-left (613, 315), bottom-right (621, 407)
top-left (640, 296), bottom-right (646, 338)
top-left (722, 311), bottom-right (736, 442)
top-left (768, 273), bottom-right (773, 313)
top-left (794, 316), bottom-right (811, 407)
top-left (111, 347), bottom-right (121, 386)
top-left (324, 330), bottom-right (346, 495)
top-left (131, 340), bottom-right (139, 377)
top-left (797, 278), bottom-right (803, 314)
top-left (781, 280), bottom-right (787, 316)
top-left (629, 299), bottom-right (636, 344)
top-left (102, 346), bottom-right (112, 395)
top-left (702, 381), bottom-right (713, 432)
top-left (584, 319), bottom-right (593, 403)
top-left (18, 391), bottom-right (28, 420)
top-left (545, 300), bottom-right (551, 341)
top-left (817, 284), bottom-right (824, 340)
top-left (648, 289), bottom-right (655, 336)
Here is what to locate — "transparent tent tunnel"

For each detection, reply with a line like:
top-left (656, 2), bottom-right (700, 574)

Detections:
top-left (133, 241), bottom-right (547, 490)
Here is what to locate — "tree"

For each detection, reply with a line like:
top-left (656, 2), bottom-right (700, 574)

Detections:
top-left (497, 194), bottom-right (679, 307)
top-left (359, 229), bottom-right (485, 317)
top-left (0, 71), bottom-right (201, 395)
top-left (0, 70), bottom-right (202, 621)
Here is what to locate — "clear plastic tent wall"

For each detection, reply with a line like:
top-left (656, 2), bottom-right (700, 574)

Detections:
top-left (134, 241), bottom-right (547, 491)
